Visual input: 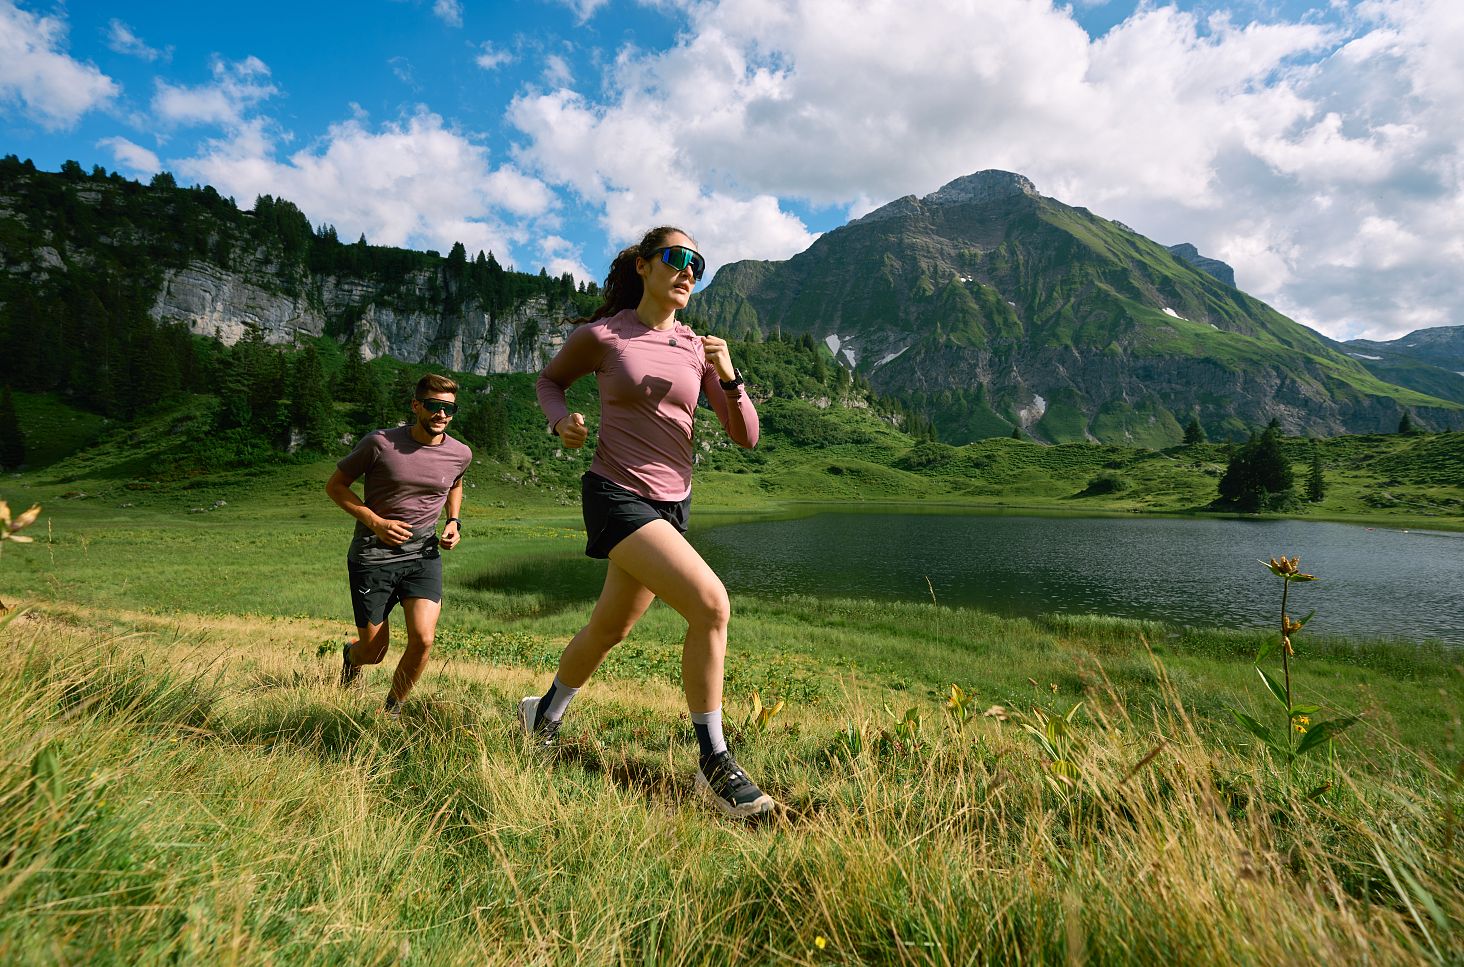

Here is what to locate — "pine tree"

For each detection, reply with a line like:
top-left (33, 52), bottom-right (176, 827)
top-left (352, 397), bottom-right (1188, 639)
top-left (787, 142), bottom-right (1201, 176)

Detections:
top-left (1183, 416), bottom-right (1206, 445)
top-left (289, 344), bottom-right (337, 451)
top-left (1218, 421), bottom-right (1295, 511)
top-left (0, 386), bottom-right (25, 469)
top-left (1305, 441), bottom-right (1326, 503)
top-left (1397, 411), bottom-right (1417, 434)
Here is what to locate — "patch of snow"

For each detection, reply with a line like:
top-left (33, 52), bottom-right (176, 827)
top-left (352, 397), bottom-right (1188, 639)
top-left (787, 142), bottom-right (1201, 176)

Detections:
top-left (1007, 301), bottom-right (1017, 308)
top-left (1405, 343), bottom-right (1417, 347)
top-left (841, 348), bottom-right (858, 367)
top-left (1348, 352), bottom-right (1383, 361)
top-left (874, 346), bottom-right (910, 369)
top-left (959, 276), bottom-right (972, 283)
top-left (824, 334), bottom-right (841, 355)
top-left (1211, 324), bottom-right (1220, 330)
top-left (1162, 307), bottom-right (1186, 320)
top-left (1457, 371), bottom-right (1464, 377)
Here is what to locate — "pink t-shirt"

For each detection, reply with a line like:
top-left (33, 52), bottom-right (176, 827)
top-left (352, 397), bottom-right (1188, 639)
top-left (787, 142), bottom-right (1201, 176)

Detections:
top-left (536, 309), bottom-right (759, 501)
top-left (336, 425), bottom-right (472, 563)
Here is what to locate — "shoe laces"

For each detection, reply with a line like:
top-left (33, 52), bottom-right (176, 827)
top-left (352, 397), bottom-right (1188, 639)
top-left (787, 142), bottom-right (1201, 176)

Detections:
top-left (704, 751), bottom-right (757, 796)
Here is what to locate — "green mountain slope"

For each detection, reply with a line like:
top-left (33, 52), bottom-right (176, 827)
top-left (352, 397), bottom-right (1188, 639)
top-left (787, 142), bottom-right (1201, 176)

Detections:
top-left (692, 171), bottom-right (1463, 444)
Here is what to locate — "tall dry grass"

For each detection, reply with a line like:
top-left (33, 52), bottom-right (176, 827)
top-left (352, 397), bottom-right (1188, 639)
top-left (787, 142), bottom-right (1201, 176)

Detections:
top-left (1, 609), bottom-right (1458, 965)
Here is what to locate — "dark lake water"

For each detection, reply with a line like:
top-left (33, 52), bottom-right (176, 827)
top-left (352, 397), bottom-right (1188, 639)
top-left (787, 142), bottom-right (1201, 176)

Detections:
top-left (689, 509), bottom-right (1464, 646)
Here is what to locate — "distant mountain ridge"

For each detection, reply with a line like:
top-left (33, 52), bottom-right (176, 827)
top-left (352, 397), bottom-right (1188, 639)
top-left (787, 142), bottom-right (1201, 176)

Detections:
top-left (691, 170), bottom-right (1463, 443)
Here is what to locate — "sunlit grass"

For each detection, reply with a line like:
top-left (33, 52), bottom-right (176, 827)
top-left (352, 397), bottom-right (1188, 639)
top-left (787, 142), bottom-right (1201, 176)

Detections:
top-left (3, 610), bottom-right (1459, 964)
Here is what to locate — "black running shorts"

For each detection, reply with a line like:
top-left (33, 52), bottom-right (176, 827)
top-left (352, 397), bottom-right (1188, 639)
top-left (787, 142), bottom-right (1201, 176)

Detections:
top-left (347, 554), bottom-right (443, 628)
top-left (581, 471), bottom-right (690, 559)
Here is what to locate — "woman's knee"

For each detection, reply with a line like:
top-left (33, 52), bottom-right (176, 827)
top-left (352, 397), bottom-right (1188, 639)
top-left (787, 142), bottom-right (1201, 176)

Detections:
top-left (687, 583), bottom-right (731, 630)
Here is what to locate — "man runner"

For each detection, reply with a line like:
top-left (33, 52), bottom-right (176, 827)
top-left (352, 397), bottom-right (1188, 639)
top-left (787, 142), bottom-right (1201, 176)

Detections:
top-left (326, 373), bottom-right (472, 717)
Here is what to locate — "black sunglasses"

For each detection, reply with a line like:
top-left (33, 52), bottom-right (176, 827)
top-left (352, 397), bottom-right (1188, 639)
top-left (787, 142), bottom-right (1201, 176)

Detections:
top-left (652, 245), bottom-right (706, 282)
top-left (417, 397), bottom-right (459, 416)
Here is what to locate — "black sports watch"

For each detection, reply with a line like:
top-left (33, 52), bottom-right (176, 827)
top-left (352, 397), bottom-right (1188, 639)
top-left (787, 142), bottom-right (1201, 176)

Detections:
top-left (719, 369), bottom-right (744, 390)
top-left (445, 517), bottom-right (462, 529)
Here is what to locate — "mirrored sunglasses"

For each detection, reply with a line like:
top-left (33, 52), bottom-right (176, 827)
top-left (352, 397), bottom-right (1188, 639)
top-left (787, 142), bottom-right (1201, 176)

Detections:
top-left (654, 245), bottom-right (706, 282)
top-left (417, 397), bottom-right (459, 416)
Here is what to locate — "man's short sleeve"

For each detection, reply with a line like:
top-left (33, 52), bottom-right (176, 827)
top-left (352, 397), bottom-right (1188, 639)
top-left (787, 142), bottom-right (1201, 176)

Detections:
top-left (336, 431), bottom-right (382, 482)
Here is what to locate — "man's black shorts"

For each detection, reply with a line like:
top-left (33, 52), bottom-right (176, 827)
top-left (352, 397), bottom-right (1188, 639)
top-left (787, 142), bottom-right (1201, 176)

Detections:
top-left (582, 471), bottom-right (690, 559)
top-left (347, 555), bottom-right (443, 627)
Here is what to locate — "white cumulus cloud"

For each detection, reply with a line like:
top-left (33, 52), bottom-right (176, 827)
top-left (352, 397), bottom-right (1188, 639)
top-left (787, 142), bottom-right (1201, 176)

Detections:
top-left (0, 1), bottom-right (119, 129)
top-left (475, 42), bottom-right (513, 70)
top-left (153, 56), bottom-right (276, 128)
top-left (98, 136), bottom-right (161, 177)
top-left (174, 109), bottom-right (556, 265)
top-left (433, 0), bottom-right (463, 27)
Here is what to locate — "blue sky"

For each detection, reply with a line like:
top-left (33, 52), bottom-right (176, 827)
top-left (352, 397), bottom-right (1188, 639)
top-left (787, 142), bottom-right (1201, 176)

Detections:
top-left (3, 0), bottom-right (1461, 341)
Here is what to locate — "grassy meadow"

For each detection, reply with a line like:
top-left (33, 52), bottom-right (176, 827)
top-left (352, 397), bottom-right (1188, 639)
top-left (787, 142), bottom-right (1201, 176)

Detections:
top-left (2, 433), bottom-right (1463, 965)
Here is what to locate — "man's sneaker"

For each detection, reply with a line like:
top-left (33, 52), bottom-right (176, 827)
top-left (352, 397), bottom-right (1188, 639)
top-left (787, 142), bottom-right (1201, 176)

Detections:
top-left (383, 695), bottom-right (402, 720)
top-left (517, 695), bottom-right (560, 748)
top-left (340, 641), bottom-right (361, 688)
top-left (696, 750), bottom-right (775, 819)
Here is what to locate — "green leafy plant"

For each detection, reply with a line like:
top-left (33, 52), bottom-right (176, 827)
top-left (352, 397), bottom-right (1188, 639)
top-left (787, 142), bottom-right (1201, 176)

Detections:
top-left (1022, 702), bottom-right (1085, 793)
top-left (741, 690), bottom-right (785, 735)
top-left (876, 706), bottom-right (924, 757)
top-left (1229, 555), bottom-right (1359, 775)
top-left (832, 721), bottom-right (865, 761)
top-left (945, 683), bottom-right (976, 732)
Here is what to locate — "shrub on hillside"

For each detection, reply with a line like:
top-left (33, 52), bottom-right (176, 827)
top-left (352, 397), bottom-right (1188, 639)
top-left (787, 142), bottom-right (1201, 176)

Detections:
top-left (1080, 470), bottom-right (1130, 496)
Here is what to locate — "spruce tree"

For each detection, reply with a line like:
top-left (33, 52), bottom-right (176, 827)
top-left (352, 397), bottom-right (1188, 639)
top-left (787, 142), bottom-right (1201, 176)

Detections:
top-left (1397, 411), bottom-right (1417, 434)
top-left (1217, 421), bottom-right (1294, 511)
top-left (289, 344), bottom-right (337, 452)
top-left (0, 386), bottom-right (25, 469)
top-left (1183, 416), bottom-right (1206, 445)
top-left (1306, 441), bottom-right (1326, 503)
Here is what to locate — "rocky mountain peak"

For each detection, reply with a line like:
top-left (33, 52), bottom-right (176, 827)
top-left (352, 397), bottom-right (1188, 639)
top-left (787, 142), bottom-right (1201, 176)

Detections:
top-left (850, 170), bottom-right (1039, 226)
top-left (924, 170), bottom-right (1039, 207)
top-left (1166, 242), bottom-right (1236, 288)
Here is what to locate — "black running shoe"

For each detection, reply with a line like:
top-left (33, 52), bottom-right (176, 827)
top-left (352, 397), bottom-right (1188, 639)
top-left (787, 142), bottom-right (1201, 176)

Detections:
top-left (517, 695), bottom-right (560, 747)
top-left (696, 750), bottom-right (775, 819)
top-left (383, 694), bottom-right (402, 720)
top-left (340, 641), bottom-right (361, 687)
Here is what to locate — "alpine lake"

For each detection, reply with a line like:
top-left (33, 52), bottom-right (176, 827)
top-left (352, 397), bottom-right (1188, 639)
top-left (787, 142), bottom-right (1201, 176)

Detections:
top-left (685, 507), bottom-right (1464, 647)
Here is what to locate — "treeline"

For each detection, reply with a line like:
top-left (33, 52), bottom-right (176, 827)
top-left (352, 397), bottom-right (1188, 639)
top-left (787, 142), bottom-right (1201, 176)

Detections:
top-left (194, 331), bottom-right (512, 467)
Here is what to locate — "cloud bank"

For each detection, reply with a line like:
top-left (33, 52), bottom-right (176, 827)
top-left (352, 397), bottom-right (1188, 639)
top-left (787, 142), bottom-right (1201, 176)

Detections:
top-left (508, 0), bottom-right (1464, 340)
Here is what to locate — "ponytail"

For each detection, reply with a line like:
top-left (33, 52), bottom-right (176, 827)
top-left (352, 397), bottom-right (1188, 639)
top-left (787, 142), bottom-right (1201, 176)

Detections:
top-left (573, 225), bottom-right (691, 325)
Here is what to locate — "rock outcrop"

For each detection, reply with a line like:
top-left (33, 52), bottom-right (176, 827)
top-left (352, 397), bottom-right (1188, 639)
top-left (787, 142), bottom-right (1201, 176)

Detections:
top-left (151, 257), bottom-right (573, 375)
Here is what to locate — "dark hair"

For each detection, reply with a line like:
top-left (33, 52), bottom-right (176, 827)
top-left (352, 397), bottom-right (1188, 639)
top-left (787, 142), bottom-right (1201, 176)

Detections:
top-left (573, 226), bottom-right (694, 325)
top-left (415, 373), bottom-right (458, 398)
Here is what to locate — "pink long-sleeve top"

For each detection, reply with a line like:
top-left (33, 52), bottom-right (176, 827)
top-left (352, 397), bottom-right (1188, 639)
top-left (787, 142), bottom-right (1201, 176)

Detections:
top-left (536, 308), bottom-right (760, 502)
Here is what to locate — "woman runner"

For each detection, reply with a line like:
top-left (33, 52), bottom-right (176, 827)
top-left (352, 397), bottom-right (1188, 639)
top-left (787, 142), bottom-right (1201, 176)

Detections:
top-left (521, 226), bottom-right (773, 819)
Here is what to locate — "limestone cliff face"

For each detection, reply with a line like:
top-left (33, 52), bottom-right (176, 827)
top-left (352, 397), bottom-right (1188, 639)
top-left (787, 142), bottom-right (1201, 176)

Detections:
top-left (151, 258), bottom-right (572, 374)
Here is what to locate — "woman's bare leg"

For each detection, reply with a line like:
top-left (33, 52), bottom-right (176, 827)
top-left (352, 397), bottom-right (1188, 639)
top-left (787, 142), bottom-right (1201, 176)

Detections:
top-left (606, 520), bottom-right (730, 713)
top-left (554, 560), bottom-right (657, 687)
